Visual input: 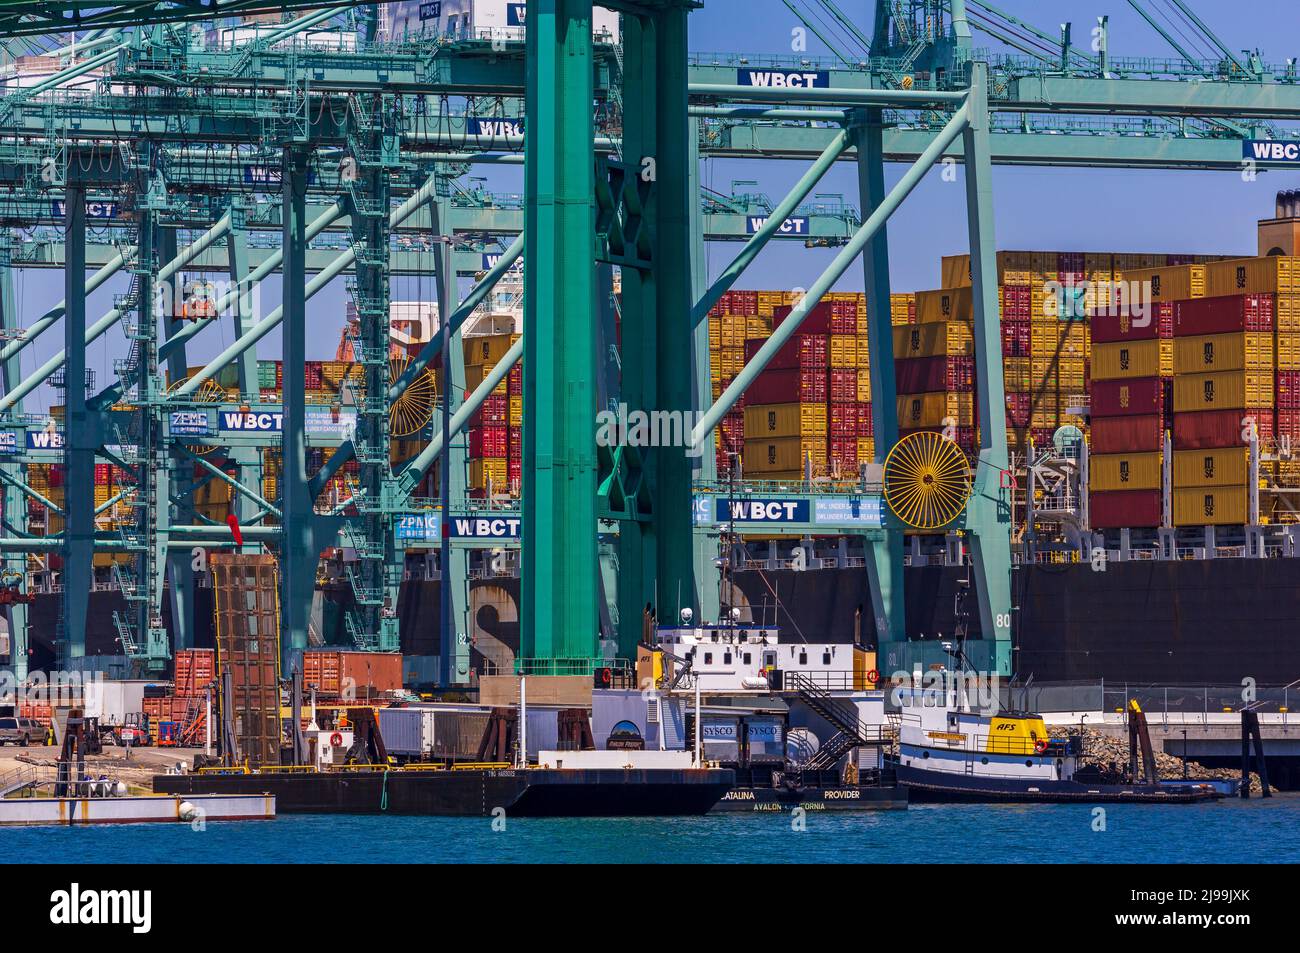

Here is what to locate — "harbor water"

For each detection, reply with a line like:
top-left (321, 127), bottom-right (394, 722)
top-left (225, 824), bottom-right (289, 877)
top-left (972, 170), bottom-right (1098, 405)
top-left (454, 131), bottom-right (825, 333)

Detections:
top-left (12, 795), bottom-right (1300, 863)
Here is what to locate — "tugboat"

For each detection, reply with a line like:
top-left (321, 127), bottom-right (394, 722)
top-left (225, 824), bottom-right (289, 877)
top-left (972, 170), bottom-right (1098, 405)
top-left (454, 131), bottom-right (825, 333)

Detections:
top-left (885, 641), bottom-right (1223, 804)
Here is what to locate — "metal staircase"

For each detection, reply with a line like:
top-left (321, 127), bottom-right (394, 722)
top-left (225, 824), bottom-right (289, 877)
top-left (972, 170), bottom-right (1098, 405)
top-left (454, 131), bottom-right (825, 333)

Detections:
top-left (784, 672), bottom-right (892, 770)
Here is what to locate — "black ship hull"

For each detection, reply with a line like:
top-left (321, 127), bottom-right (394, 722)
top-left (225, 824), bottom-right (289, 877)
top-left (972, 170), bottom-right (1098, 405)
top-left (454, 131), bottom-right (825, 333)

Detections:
top-left (891, 761), bottom-right (1223, 804)
top-left (154, 767), bottom-right (735, 817)
top-left (711, 784), bottom-right (908, 812)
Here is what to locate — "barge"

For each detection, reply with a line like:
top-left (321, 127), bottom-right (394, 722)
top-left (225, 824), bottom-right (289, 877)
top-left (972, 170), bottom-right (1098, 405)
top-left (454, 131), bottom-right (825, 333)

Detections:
top-left (0, 793), bottom-right (274, 826)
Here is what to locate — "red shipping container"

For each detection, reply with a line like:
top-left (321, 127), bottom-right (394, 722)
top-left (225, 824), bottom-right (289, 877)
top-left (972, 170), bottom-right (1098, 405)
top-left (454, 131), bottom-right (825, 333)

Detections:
top-left (509, 426), bottom-right (523, 459)
top-left (1278, 371), bottom-right (1300, 409)
top-left (830, 300), bottom-right (859, 334)
top-left (1006, 392), bottom-right (1032, 429)
top-left (1001, 319), bottom-right (1031, 356)
top-left (469, 426), bottom-right (508, 458)
top-left (829, 368), bottom-right (857, 403)
top-left (1174, 409), bottom-right (1274, 450)
top-left (1173, 294), bottom-right (1274, 336)
top-left (749, 367), bottom-right (827, 404)
top-left (508, 460), bottom-right (521, 483)
top-left (895, 355), bottom-right (974, 393)
top-left (304, 361), bottom-right (323, 388)
top-left (470, 395), bottom-right (509, 427)
top-left (94, 464), bottom-right (111, 486)
top-left (1002, 286), bottom-right (1031, 321)
top-left (858, 402), bottom-right (874, 437)
top-left (1090, 415), bottom-right (1165, 454)
top-left (745, 333), bottom-right (828, 370)
top-left (830, 437), bottom-right (857, 466)
top-left (1090, 377), bottom-right (1165, 418)
top-left (773, 302), bottom-right (835, 335)
top-left (302, 650), bottom-right (403, 699)
top-left (1091, 308), bottom-right (1162, 343)
top-left (830, 404), bottom-right (858, 438)
top-left (1156, 301), bottom-right (1174, 338)
top-left (1091, 489), bottom-right (1162, 529)
top-left (1278, 409), bottom-right (1300, 438)
top-left (174, 648), bottom-right (215, 698)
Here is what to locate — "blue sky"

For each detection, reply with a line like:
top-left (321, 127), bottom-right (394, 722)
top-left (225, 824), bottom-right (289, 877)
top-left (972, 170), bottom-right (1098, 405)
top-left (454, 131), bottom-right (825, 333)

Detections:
top-left (7, 0), bottom-right (1300, 414)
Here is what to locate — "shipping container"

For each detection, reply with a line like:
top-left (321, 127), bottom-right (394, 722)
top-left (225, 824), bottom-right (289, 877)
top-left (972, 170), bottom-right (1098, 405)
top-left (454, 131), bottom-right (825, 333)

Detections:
top-left (743, 436), bottom-right (827, 473)
top-left (1172, 486), bottom-right (1248, 526)
top-left (1172, 448), bottom-right (1249, 488)
top-left (772, 302), bottom-right (834, 335)
top-left (1090, 415), bottom-right (1165, 454)
top-left (748, 367), bottom-right (828, 404)
top-left (1089, 451), bottom-right (1163, 492)
top-left (1173, 333), bottom-right (1274, 374)
top-left (742, 403), bottom-right (827, 438)
top-left (892, 321), bottom-right (974, 359)
top-left (1090, 377), bottom-right (1165, 418)
top-left (1090, 309), bottom-right (1162, 344)
top-left (1116, 263), bottom-right (1206, 302)
top-left (744, 333), bottom-right (827, 370)
top-left (1173, 409), bottom-right (1271, 450)
top-left (1173, 294), bottom-right (1274, 336)
top-left (1172, 370), bottom-right (1274, 414)
top-left (1090, 489), bottom-right (1163, 529)
top-left (1091, 340), bottom-right (1162, 380)
top-left (894, 355), bottom-right (974, 393)
top-left (896, 392), bottom-right (976, 429)
top-left (915, 287), bottom-right (972, 324)
top-left (302, 650), bottom-right (403, 700)
top-left (1204, 257), bottom-right (1300, 297)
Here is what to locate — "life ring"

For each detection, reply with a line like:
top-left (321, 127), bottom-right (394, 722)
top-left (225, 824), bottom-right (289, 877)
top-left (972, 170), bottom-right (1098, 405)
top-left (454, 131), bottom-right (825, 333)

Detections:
top-left (866, 668), bottom-right (879, 685)
top-left (329, 732), bottom-right (343, 748)
top-left (1033, 738), bottom-right (1048, 754)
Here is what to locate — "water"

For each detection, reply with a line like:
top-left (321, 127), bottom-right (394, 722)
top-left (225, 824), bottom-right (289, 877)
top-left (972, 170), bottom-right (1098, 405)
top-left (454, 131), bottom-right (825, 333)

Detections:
top-left (12, 794), bottom-right (1300, 863)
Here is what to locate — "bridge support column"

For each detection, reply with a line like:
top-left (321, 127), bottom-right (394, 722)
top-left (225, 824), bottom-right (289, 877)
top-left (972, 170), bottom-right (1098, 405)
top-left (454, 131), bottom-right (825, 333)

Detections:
top-left (851, 107), bottom-right (905, 673)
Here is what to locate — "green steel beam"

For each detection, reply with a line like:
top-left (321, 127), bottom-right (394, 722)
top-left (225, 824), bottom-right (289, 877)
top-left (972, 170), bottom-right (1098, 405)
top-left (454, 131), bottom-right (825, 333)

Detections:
top-left (691, 127), bottom-right (850, 328)
top-left (692, 100), bottom-right (972, 448)
top-left (520, 0), bottom-right (600, 673)
top-left (0, 235), bottom-right (27, 677)
top-left (852, 106), bottom-right (905, 649)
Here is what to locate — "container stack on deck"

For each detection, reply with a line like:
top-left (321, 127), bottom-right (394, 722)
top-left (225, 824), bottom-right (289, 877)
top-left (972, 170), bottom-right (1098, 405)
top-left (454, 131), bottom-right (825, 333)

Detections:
top-left (464, 332), bottom-right (521, 495)
top-left (893, 289), bottom-right (977, 455)
top-left (739, 294), bottom-right (873, 481)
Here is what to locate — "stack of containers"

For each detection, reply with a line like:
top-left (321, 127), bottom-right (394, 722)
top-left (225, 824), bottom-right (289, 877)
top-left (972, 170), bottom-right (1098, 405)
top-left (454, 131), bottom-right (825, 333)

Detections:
top-left (1027, 252), bottom-right (1091, 442)
top-left (889, 292), bottom-right (916, 327)
top-left (709, 290), bottom-right (777, 476)
top-left (894, 288), bottom-right (976, 454)
top-left (1002, 278), bottom-right (1033, 451)
top-left (743, 302), bottom-right (831, 479)
top-left (1088, 305), bottom-right (1169, 528)
top-left (464, 332), bottom-right (517, 495)
top-left (828, 295), bottom-right (867, 475)
top-left (1204, 257), bottom-right (1300, 516)
top-left (1170, 292), bottom-right (1276, 526)
top-left (172, 648), bottom-right (214, 733)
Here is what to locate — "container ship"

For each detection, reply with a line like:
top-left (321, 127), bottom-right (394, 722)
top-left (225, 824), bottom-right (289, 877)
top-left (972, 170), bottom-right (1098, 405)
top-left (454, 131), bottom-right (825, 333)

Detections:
top-left (9, 198), bottom-right (1300, 691)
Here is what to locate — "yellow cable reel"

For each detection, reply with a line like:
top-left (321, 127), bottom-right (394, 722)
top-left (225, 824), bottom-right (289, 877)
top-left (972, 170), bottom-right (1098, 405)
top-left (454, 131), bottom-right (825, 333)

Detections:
top-left (883, 431), bottom-right (972, 530)
top-left (387, 353), bottom-right (438, 438)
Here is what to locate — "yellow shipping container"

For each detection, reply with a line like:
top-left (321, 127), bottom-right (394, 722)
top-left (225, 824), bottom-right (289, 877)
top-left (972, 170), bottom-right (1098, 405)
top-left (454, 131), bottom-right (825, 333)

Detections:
top-left (890, 293), bottom-right (916, 326)
top-left (1091, 339), bottom-right (1162, 380)
top-left (1204, 257), bottom-right (1300, 298)
top-left (1275, 294), bottom-right (1300, 334)
top-left (1172, 370), bottom-right (1274, 413)
top-left (509, 396), bottom-right (523, 427)
top-left (829, 334), bottom-right (858, 368)
top-left (857, 369), bottom-right (872, 402)
top-left (464, 333), bottom-right (517, 367)
top-left (1115, 264), bottom-right (1206, 302)
top-left (892, 321), bottom-right (974, 359)
top-left (1278, 331), bottom-right (1300, 371)
top-left (896, 392), bottom-right (975, 429)
top-left (1030, 323), bottom-right (1088, 358)
top-left (855, 334), bottom-right (872, 369)
top-left (466, 362), bottom-right (510, 397)
top-left (857, 437), bottom-right (876, 462)
top-left (1004, 357), bottom-right (1031, 391)
top-left (916, 287), bottom-right (972, 324)
top-left (1173, 448), bottom-right (1249, 488)
top-left (1173, 333), bottom-right (1274, 374)
top-left (470, 457), bottom-right (509, 490)
top-left (1089, 451), bottom-right (1163, 492)
top-left (744, 436), bottom-right (827, 473)
top-left (1173, 486), bottom-right (1248, 526)
top-left (743, 403), bottom-right (828, 439)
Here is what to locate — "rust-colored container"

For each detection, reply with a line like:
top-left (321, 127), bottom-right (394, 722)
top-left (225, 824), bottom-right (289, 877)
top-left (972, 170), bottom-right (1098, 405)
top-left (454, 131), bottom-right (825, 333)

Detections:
top-left (749, 367), bottom-right (828, 404)
top-left (772, 302), bottom-right (834, 335)
top-left (744, 333), bottom-right (827, 370)
top-left (894, 356), bottom-right (975, 393)
top-left (1090, 377), bottom-right (1165, 418)
top-left (1090, 415), bottom-right (1165, 454)
top-left (1173, 409), bottom-right (1274, 450)
top-left (1173, 294), bottom-right (1274, 336)
top-left (1091, 309), bottom-right (1161, 344)
top-left (302, 650), bottom-right (403, 700)
top-left (1090, 489), bottom-right (1162, 529)
top-left (174, 649), bottom-right (215, 698)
